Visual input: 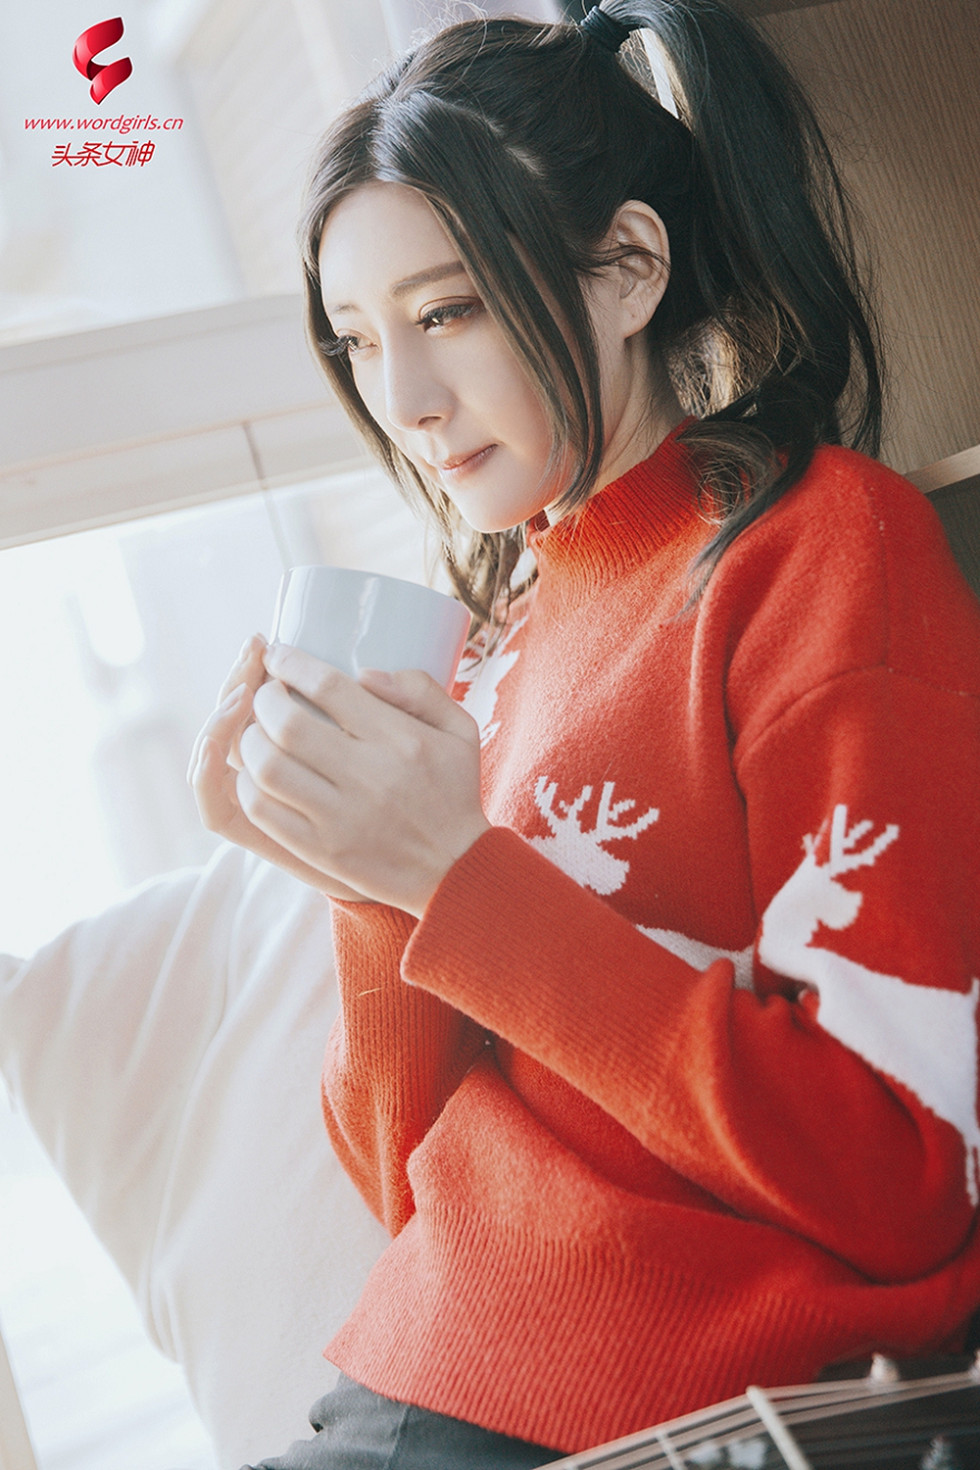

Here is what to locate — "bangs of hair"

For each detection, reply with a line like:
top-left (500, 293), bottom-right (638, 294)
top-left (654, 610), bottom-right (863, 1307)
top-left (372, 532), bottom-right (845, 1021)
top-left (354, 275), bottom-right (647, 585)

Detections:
top-left (298, 19), bottom-right (658, 629)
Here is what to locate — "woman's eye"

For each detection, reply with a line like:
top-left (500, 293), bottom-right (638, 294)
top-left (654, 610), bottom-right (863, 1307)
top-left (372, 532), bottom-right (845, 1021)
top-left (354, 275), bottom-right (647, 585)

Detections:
top-left (419, 301), bottom-right (478, 331)
top-left (324, 333), bottom-right (370, 358)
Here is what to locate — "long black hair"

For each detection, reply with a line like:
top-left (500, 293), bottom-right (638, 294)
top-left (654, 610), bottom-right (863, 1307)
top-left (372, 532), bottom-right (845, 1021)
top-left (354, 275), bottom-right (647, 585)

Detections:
top-left (299, 0), bottom-right (882, 629)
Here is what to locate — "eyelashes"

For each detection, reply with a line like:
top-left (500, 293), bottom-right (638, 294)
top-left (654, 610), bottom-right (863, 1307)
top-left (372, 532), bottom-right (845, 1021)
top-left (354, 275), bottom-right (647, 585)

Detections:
top-left (419, 301), bottom-right (478, 330)
top-left (323, 300), bottom-right (480, 359)
top-left (323, 333), bottom-right (359, 358)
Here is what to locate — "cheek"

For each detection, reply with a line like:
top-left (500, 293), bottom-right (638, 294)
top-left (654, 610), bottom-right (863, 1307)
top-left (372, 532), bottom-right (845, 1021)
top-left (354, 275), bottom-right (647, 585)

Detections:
top-left (348, 362), bottom-right (388, 433)
top-left (473, 348), bottom-right (552, 457)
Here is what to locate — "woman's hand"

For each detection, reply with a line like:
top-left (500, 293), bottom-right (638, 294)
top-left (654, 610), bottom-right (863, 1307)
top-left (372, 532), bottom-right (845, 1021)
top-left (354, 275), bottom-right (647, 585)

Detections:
top-left (187, 635), bottom-right (371, 902)
top-left (187, 633), bottom-right (266, 779)
top-left (234, 643), bottom-right (491, 918)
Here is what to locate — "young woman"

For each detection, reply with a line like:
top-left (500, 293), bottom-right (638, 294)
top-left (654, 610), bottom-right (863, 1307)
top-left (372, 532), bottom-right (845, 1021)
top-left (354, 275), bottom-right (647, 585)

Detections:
top-left (190, 3), bottom-right (980, 1466)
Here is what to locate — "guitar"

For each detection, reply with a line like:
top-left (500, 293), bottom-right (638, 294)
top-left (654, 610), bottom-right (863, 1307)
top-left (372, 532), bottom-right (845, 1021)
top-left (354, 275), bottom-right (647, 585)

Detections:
top-left (546, 1353), bottom-right (980, 1470)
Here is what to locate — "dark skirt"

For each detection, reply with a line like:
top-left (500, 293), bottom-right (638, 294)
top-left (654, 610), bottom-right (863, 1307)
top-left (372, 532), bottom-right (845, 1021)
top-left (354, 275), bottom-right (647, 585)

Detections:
top-left (242, 1373), bottom-right (563, 1470)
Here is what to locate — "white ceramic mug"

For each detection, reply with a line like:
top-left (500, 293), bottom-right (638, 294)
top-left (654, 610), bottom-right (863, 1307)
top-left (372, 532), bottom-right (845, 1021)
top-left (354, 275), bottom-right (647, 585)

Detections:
top-left (269, 566), bottom-right (471, 690)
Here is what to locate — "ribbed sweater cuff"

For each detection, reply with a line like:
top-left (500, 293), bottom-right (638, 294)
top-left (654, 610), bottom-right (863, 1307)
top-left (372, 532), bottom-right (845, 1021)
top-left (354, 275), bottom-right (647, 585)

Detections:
top-left (402, 826), bottom-right (719, 1093)
top-left (331, 898), bottom-right (417, 947)
top-left (330, 900), bottom-right (419, 1018)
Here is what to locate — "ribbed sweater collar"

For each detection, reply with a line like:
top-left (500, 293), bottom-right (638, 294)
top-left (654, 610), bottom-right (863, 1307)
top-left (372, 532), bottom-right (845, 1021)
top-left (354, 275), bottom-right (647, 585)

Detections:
top-left (527, 422), bottom-right (700, 602)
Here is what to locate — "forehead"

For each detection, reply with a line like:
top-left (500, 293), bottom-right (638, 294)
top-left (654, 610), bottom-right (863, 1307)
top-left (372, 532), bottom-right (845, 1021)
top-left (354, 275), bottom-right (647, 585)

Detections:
top-left (318, 182), bottom-right (461, 314)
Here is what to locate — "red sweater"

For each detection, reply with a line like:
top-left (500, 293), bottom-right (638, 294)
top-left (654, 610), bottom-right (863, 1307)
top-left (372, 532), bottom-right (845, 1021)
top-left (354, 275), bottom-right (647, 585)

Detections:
top-left (322, 431), bottom-right (980, 1453)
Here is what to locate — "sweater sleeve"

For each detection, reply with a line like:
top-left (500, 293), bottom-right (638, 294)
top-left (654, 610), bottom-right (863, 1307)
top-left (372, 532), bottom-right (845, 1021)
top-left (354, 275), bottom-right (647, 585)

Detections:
top-left (324, 902), bottom-right (489, 1235)
top-left (397, 469), bottom-right (980, 1286)
top-left (402, 663), bottom-right (980, 1283)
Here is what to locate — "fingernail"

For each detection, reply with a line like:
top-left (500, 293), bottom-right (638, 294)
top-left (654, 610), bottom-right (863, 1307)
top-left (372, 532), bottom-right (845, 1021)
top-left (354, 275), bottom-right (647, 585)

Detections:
top-left (360, 668), bottom-right (392, 690)
top-left (220, 682), bottom-right (248, 711)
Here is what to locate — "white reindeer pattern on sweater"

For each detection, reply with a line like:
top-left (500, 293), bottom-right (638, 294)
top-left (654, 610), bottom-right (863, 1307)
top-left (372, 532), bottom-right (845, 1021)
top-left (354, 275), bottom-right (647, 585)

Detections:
top-left (529, 779), bottom-right (980, 1204)
top-left (528, 778), bottom-right (660, 896)
top-left (456, 617), bottom-right (527, 745)
top-left (755, 805), bottom-right (980, 1205)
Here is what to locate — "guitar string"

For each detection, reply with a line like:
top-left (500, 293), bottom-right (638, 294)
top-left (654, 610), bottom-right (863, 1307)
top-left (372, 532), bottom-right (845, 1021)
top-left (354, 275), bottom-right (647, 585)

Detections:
top-left (551, 1404), bottom-right (768, 1468)
top-left (548, 1413), bottom-right (980, 1470)
top-left (645, 1372), bottom-right (979, 1455)
top-left (550, 1401), bottom-right (765, 1467)
top-left (653, 1429), bottom-right (687, 1470)
top-left (801, 1424), bottom-right (980, 1470)
top-left (775, 1373), bottom-right (980, 1432)
top-left (745, 1386), bottom-right (814, 1470)
top-left (554, 1411), bottom-right (980, 1470)
top-left (558, 1369), bottom-right (953, 1464)
top-left (546, 1367), bottom-right (980, 1470)
top-left (672, 1369), bottom-right (980, 1439)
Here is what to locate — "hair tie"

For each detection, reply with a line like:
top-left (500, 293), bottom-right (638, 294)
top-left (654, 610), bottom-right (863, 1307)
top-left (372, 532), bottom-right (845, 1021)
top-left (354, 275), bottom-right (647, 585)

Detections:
top-left (579, 6), bottom-right (633, 54)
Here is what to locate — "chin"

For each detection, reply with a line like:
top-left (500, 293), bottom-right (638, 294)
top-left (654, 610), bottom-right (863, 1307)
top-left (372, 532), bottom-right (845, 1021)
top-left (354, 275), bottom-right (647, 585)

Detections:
top-left (453, 485), bottom-right (555, 536)
top-left (459, 507), bottom-right (533, 535)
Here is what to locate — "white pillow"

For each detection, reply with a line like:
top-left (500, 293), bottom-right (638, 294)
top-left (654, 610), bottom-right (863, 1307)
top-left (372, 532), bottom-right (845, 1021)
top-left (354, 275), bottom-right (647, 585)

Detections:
top-left (0, 844), bottom-right (387, 1467)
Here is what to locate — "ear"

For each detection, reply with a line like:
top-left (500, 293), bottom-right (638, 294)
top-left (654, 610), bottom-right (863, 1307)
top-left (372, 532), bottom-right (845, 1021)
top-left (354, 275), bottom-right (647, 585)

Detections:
top-left (605, 199), bottom-right (671, 339)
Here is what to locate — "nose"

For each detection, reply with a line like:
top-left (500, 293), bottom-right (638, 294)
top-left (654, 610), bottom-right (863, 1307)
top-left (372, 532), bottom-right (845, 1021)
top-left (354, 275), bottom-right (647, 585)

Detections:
top-left (380, 337), bottom-right (451, 435)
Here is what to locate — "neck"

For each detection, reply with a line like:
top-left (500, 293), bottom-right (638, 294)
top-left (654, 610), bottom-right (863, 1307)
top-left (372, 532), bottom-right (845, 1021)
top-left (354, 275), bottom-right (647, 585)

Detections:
top-left (600, 351), bottom-right (687, 490)
top-left (546, 349), bottom-right (687, 522)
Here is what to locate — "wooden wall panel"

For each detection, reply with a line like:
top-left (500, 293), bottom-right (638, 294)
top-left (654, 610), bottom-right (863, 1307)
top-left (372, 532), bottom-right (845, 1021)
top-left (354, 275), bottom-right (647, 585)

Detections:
top-left (758, 0), bottom-right (980, 474)
top-left (930, 480), bottom-right (980, 601)
top-left (737, 0), bottom-right (836, 14)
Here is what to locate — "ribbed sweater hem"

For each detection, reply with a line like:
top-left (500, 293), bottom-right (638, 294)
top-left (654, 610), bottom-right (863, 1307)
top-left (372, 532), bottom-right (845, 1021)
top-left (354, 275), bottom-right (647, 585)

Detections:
top-left (325, 1200), bottom-right (980, 1453)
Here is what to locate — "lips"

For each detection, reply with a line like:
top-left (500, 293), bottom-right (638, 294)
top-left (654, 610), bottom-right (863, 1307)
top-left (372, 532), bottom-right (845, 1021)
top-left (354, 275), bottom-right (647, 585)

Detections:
top-left (437, 445), bottom-right (495, 476)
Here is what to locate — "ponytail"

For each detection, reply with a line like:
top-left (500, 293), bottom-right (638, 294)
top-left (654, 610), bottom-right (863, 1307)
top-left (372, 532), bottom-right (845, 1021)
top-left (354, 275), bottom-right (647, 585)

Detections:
top-left (601, 0), bottom-right (883, 580)
top-left (300, 1), bottom-right (883, 626)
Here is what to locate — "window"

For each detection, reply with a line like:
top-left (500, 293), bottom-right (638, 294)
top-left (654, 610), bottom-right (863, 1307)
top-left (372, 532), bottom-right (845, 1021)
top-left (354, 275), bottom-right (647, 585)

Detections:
top-left (0, 469), bottom-right (428, 1467)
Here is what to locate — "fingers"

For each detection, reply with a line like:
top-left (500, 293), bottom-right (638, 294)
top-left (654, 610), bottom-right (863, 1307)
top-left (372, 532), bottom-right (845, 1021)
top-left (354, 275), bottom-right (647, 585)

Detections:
top-left (262, 644), bottom-right (383, 735)
top-left (193, 722), bottom-right (370, 901)
top-left (235, 762), bottom-right (316, 856)
top-left (250, 678), bottom-right (348, 772)
top-left (195, 739), bottom-right (369, 901)
top-left (218, 633), bottom-right (267, 704)
top-left (263, 644), bottom-right (478, 745)
top-left (191, 732), bottom-right (247, 835)
top-left (231, 762), bottom-right (373, 904)
top-left (242, 640), bottom-right (489, 916)
top-left (188, 634), bottom-right (267, 776)
top-left (358, 666), bottom-right (479, 742)
top-left (186, 680), bottom-right (252, 785)
top-left (186, 639), bottom-right (378, 904)
top-left (239, 714), bottom-right (336, 816)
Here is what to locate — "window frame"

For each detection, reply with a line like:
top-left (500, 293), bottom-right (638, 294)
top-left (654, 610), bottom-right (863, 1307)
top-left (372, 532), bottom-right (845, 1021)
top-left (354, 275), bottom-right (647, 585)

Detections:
top-left (0, 293), bottom-right (369, 550)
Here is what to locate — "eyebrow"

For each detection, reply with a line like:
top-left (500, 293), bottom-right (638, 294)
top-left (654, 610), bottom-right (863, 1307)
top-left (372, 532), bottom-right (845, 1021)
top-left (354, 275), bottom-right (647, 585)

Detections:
top-left (325, 261), bottom-right (469, 316)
